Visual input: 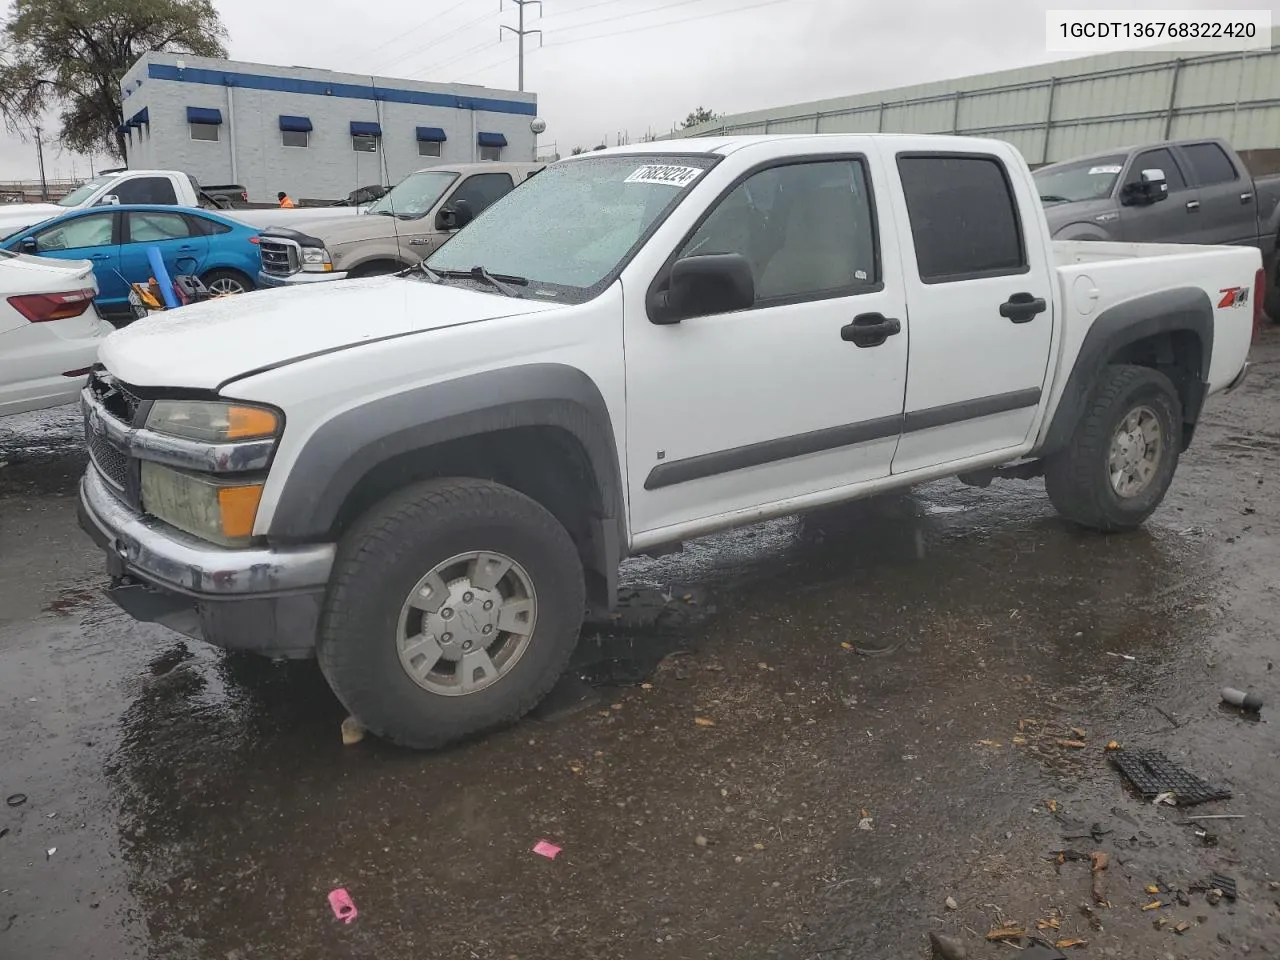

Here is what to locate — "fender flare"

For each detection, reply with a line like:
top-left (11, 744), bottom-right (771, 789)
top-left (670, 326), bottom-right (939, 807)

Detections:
top-left (1052, 223), bottom-right (1114, 242)
top-left (1038, 287), bottom-right (1214, 456)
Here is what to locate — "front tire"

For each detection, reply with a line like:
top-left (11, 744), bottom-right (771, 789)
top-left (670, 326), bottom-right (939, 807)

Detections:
top-left (201, 268), bottom-right (254, 297)
top-left (1045, 364), bottom-right (1182, 531)
top-left (318, 478), bottom-right (585, 749)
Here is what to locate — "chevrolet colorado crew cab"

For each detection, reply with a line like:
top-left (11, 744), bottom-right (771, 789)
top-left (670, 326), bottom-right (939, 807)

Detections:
top-left (78, 134), bottom-right (1260, 749)
top-left (1034, 137), bottom-right (1280, 317)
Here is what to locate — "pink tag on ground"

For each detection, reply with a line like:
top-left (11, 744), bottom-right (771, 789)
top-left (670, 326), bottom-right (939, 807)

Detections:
top-left (328, 888), bottom-right (358, 924)
top-left (532, 840), bottom-right (562, 860)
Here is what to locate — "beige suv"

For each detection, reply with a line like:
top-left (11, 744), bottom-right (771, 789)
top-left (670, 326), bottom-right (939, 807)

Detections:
top-left (257, 162), bottom-right (544, 287)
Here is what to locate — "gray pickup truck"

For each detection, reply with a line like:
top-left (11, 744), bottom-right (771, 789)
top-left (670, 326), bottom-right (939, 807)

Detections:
top-left (1034, 138), bottom-right (1280, 317)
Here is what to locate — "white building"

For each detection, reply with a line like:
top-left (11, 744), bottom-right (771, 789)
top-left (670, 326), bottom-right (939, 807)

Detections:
top-left (120, 52), bottom-right (539, 203)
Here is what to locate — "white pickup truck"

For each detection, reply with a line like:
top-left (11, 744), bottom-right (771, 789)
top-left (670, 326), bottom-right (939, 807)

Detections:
top-left (77, 134), bottom-right (1259, 749)
top-left (0, 169), bottom-right (361, 237)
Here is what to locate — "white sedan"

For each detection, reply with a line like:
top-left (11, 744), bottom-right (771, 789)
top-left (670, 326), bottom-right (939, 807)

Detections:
top-left (0, 249), bottom-right (112, 417)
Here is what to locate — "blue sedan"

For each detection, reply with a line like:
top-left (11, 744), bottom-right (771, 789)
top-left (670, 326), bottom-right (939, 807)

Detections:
top-left (0, 205), bottom-right (261, 311)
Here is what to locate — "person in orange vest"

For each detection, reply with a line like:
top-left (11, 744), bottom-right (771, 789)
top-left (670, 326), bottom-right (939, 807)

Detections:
top-left (277, 191), bottom-right (295, 208)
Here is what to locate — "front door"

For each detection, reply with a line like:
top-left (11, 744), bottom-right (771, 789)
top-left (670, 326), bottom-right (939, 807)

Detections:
top-left (30, 211), bottom-right (122, 301)
top-left (1117, 147), bottom-right (1201, 244)
top-left (624, 153), bottom-right (909, 537)
top-left (882, 148), bottom-right (1055, 473)
top-left (415, 172), bottom-right (519, 255)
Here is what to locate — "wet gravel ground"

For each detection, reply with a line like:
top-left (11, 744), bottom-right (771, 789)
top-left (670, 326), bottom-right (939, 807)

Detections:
top-left (2, 335), bottom-right (1280, 960)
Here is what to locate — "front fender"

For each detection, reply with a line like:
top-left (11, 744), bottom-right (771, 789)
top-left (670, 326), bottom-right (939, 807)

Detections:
top-left (1052, 222), bottom-right (1115, 242)
top-left (266, 362), bottom-right (625, 545)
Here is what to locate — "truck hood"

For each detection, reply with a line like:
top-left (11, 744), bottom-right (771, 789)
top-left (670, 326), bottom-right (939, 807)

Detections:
top-left (0, 202), bottom-right (65, 237)
top-left (1042, 197), bottom-right (1119, 236)
top-left (98, 276), bottom-right (558, 391)
top-left (266, 212), bottom-right (406, 247)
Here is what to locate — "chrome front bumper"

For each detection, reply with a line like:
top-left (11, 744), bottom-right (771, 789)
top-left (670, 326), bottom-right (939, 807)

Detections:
top-left (78, 466), bottom-right (334, 657)
top-left (258, 269), bottom-right (347, 288)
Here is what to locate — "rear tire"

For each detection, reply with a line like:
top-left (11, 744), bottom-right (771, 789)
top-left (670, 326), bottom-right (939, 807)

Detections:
top-left (318, 478), bottom-right (585, 749)
top-left (1045, 364), bottom-right (1182, 532)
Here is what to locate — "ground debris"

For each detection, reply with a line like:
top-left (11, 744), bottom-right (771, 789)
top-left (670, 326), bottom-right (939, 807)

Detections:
top-left (1057, 739), bottom-right (1088, 749)
top-left (340, 716), bottom-right (365, 746)
top-left (984, 924), bottom-right (1025, 942)
top-left (694, 717), bottom-right (715, 727)
top-left (1089, 851), bottom-right (1109, 906)
top-left (928, 932), bottom-right (968, 960)
top-left (1110, 749), bottom-right (1232, 805)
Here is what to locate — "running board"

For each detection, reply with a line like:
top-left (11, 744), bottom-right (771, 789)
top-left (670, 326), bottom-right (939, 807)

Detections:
top-left (957, 460), bottom-right (1045, 488)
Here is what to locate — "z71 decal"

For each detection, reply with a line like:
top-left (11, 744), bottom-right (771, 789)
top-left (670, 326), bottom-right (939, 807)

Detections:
top-left (1218, 286), bottom-right (1251, 309)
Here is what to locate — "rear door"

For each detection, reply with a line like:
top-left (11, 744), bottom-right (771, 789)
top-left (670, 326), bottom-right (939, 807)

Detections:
top-left (30, 211), bottom-right (123, 301)
top-left (121, 210), bottom-right (210, 291)
top-left (1117, 147), bottom-right (1201, 243)
top-left (881, 145), bottom-right (1055, 473)
top-left (1177, 141), bottom-right (1258, 246)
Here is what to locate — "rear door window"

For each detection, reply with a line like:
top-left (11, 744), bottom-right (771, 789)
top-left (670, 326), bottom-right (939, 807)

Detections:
top-left (1181, 143), bottom-right (1238, 186)
top-left (896, 154), bottom-right (1026, 283)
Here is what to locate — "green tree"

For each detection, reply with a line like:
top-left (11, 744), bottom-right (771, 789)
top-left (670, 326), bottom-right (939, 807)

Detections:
top-left (570, 146), bottom-right (585, 155)
top-left (0, 0), bottom-right (228, 160)
top-left (681, 106), bottom-right (718, 129)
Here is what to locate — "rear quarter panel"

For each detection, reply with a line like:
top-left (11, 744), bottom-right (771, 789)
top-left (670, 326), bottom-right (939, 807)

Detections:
top-left (1045, 241), bottom-right (1259, 427)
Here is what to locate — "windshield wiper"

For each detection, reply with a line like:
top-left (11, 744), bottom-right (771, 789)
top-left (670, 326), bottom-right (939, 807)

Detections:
top-left (435, 265), bottom-right (528, 298)
top-left (412, 261), bottom-right (442, 283)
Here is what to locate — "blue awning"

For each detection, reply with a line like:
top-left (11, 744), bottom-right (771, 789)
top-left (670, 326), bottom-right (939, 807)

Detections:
top-left (279, 115), bottom-right (313, 132)
top-left (350, 121), bottom-right (382, 137)
top-left (186, 107), bottom-right (223, 125)
top-left (477, 131), bottom-right (507, 148)
top-left (416, 126), bottom-right (447, 142)
top-left (116, 124), bottom-right (131, 135)
top-left (128, 107), bottom-right (149, 127)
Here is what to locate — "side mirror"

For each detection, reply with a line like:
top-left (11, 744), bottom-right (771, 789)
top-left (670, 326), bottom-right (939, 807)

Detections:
top-left (19, 237), bottom-right (36, 254)
top-left (97, 194), bottom-right (121, 206)
top-left (435, 199), bottom-right (475, 231)
top-left (649, 253), bottom-right (755, 324)
top-left (1121, 168), bottom-right (1168, 206)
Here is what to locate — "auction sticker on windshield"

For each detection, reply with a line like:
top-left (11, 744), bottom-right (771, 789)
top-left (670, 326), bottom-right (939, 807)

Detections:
top-left (1088, 165), bottom-right (1123, 175)
top-left (624, 165), bottom-right (704, 187)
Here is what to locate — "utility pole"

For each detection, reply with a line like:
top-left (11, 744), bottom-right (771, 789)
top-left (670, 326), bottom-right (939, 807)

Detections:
top-left (33, 126), bottom-right (48, 201)
top-left (500, 0), bottom-right (542, 93)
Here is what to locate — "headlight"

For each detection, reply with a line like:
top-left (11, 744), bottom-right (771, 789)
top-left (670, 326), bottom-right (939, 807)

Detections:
top-left (300, 246), bottom-right (333, 272)
top-left (140, 462), bottom-right (263, 546)
top-left (147, 400), bottom-right (280, 443)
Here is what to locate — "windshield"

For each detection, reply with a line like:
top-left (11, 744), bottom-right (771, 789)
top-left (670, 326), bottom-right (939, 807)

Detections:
top-left (366, 170), bottom-right (459, 219)
top-left (1033, 155), bottom-right (1125, 204)
top-left (57, 176), bottom-right (116, 208)
top-left (425, 154), bottom-right (717, 300)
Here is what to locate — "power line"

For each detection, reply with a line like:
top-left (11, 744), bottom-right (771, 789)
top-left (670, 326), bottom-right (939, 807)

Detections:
top-left (547, 0), bottom-right (728, 36)
top-left (415, 37), bottom-right (503, 79)
top-left (537, 0), bottom-right (631, 21)
top-left (543, 0), bottom-right (808, 49)
top-left (381, 6), bottom-right (503, 74)
top-left (349, 0), bottom-right (474, 65)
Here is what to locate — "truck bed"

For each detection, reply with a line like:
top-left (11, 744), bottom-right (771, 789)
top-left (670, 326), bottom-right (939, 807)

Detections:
top-left (1051, 239), bottom-right (1259, 396)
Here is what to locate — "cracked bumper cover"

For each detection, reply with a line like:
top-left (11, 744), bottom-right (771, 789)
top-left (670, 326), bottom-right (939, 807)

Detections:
top-left (77, 467), bottom-right (334, 658)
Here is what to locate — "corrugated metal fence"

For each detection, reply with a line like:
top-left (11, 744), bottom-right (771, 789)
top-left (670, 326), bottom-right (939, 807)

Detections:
top-left (678, 39), bottom-right (1280, 172)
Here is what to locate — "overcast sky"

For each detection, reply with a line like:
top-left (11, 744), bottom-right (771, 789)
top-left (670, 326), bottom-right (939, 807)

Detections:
top-left (1, 0), bottom-right (1275, 181)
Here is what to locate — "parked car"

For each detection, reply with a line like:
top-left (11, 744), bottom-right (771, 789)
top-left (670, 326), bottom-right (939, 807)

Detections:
top-left (257, 162), bottom-right (543, 286)
top-left (79, 134), bottom-right (1258, 749)
top-left (1034, 138), bottom-right (1280, 317)
top-left (0, 249), bottom-right (110, 417)
top-left (0, 204), bottom-right (262, 312)
top-left (0, 169), bottom-right (364, 238)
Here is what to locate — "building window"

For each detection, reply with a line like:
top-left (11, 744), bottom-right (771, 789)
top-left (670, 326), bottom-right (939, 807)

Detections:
top-left (283, 129), bottom-right (309, 148)
top-left (190, 123), bottom-right (220, 142)
top-left (477, 131), bottom-right (507, 162)
top-left (352, 134), bottom-right (379, 153)
top-left (479, 145), bottom-right (502, 162)
top-left (419, 140), bottom-right (442, 158)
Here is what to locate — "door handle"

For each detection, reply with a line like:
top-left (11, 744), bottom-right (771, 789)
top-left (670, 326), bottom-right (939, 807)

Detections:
top-left (89, 253), bottom-right (112, 261)
top-left (408, 237), bottom-right (432, 246)
top-left (1241, 192), bottom-right (1254, 203)
top-left (1000, 292), bottom-right (1047, 324)
top-left (840, 312), bottom-right (901, 348)
top-left (1186, 200), bottom-right (1200, 211)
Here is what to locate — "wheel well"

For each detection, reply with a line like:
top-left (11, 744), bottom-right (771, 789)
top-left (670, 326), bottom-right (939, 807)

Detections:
top-left (1108, 330), bottom-right (1204, 446)
top-left (202, 266), bottom-right (252, 286)
top-left (332, 426), bottom-right (612, 607)
top-left (348, 259), bottom-right (406, 278)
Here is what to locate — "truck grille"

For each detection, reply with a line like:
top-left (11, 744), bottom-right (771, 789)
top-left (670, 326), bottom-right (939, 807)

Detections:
top-left (259, 238), bottom-right (299, 277)
top-left (87, 430), bottom-right (129, 490)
